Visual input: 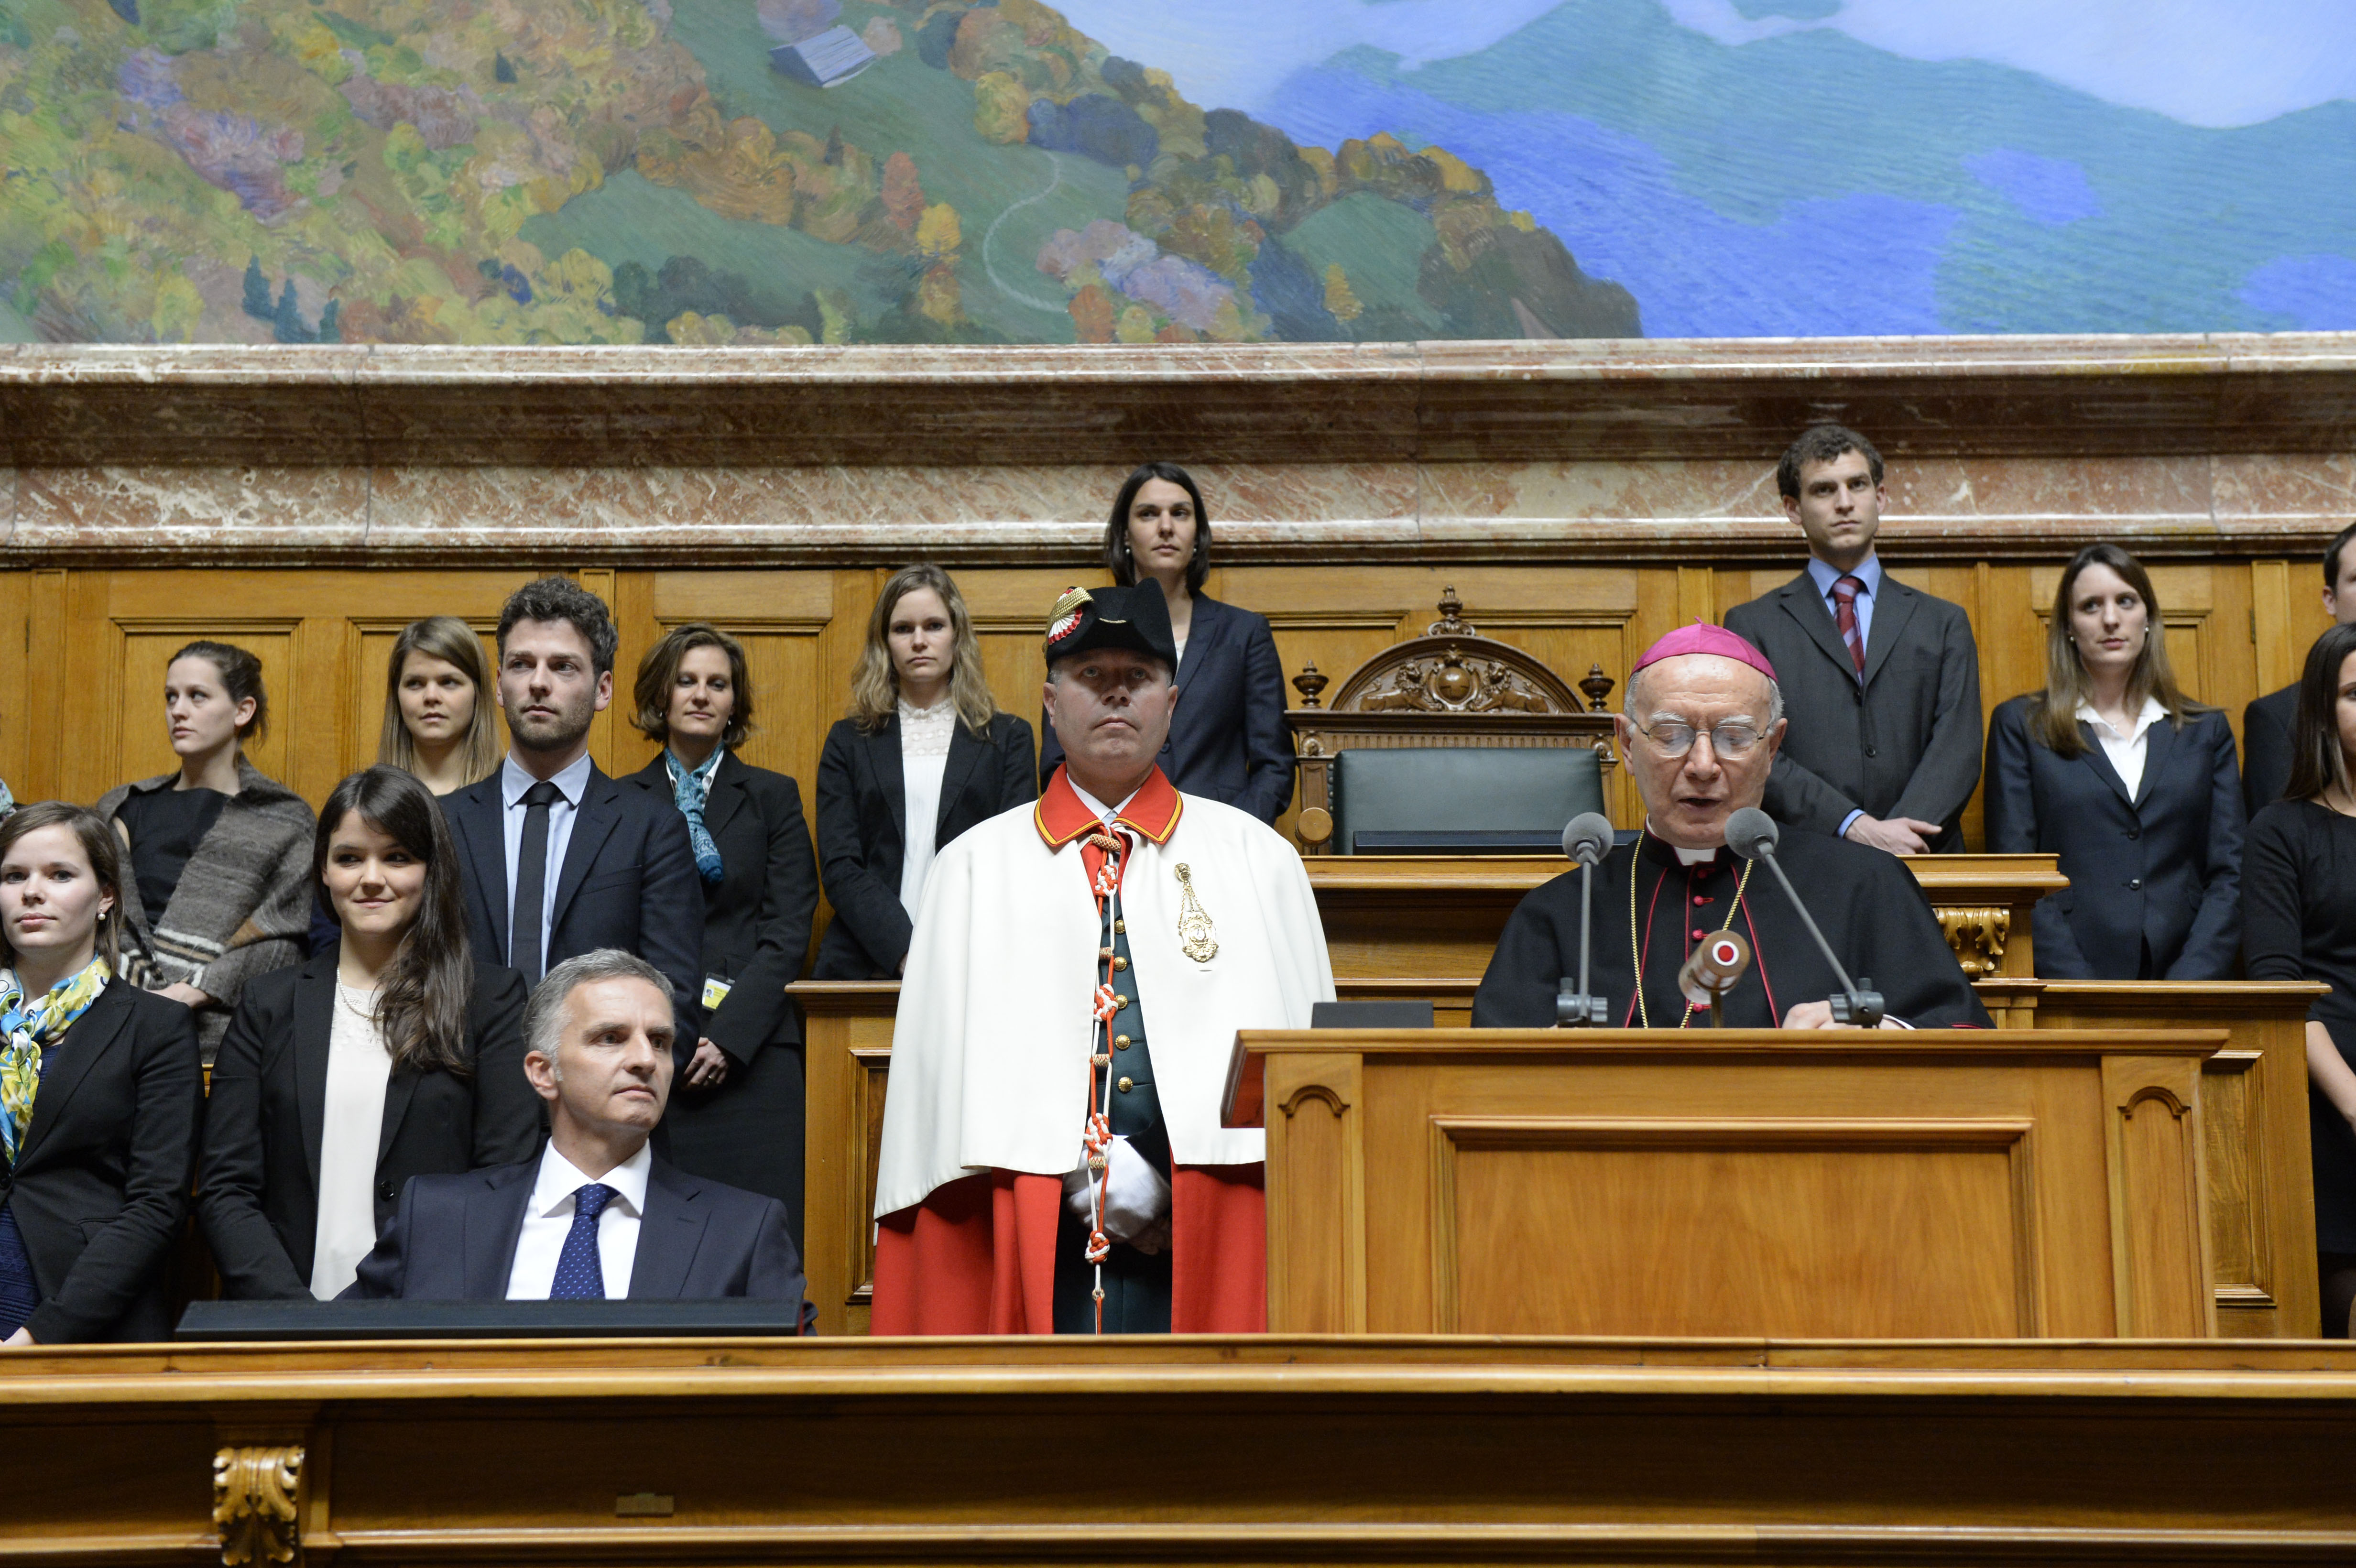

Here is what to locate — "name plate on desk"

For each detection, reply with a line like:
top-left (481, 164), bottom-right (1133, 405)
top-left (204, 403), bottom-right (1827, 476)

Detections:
top-left (176, 1300), bottom-right (807, 1341)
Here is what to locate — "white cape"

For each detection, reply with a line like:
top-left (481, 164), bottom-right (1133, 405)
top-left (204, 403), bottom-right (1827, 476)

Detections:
top-left (873, 793), bottom-right (1334, 1219)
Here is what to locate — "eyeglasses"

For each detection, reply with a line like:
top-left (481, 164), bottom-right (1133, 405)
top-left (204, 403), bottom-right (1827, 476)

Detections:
top-left (1631, 718), bottom-right (1766, 758)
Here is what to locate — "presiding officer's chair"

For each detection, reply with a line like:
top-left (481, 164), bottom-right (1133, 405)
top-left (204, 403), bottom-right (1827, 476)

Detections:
top-left (1286, 588), bottom-right (1619, 854)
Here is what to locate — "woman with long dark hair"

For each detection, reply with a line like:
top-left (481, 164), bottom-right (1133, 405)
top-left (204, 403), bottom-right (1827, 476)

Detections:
top-left (2244, 621), bottom-right (2356, 1336)
top-left (1984, 543), bottom-right (2243, 979)
top-left (622, 624), bottom-right (819, 1243)
top-left (815, 565), bottom-right (1034, 979)
top-left (0, 803), bottom-right (201, 1344)
top-left (1036, 462), bottom-right (1294, 824)
top-left (198, 766), bottom-right (539, 1300)
top-left (100, 640), bottom-right (314, 1057)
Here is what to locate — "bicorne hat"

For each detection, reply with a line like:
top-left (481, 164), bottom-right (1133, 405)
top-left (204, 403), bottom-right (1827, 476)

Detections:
top-left (1042, 582), bottom-right (1179, 671)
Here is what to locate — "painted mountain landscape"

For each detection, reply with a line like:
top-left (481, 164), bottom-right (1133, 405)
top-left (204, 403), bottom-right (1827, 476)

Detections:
top-left (1, 0), bottom-right (2350, 345)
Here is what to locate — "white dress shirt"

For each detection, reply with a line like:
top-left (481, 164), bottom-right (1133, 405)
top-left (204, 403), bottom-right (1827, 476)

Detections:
top-left (308, 983), bottom-right (391, 1300)
top-left (897, 697), bottom-right (956, 920)
top-left (2077, 695), bottom-right (2169, 799)
top-left (504, 1138), bottom-right (652, 1300)
top-left (499, 751), bottom-right (594, 967)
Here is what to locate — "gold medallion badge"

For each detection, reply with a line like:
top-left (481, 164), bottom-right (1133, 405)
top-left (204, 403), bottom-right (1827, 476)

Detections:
top-left (1173, 863), bottom-right (1218, 964)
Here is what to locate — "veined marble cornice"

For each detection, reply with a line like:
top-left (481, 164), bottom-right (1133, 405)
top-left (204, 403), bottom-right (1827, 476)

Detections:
top-left (2, 335), bottom-right (2354, 566)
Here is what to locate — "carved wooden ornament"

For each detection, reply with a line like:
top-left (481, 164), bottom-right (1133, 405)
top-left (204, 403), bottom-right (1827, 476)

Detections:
top-left (214, 1445), bottom-right (302, 1567)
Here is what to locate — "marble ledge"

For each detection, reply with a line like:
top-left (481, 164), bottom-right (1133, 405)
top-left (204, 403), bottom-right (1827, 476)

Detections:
top-left (10, 335), bottom-right (2356, 468)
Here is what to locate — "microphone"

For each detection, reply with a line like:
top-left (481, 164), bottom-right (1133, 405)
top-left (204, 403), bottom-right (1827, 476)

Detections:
top-left (1722, 807), bottom-right (1885, 1027)
top-left (1555, 812), bottom-right (1615, 1028)
top-left (1677, 930), bottom-right (1752, 1026)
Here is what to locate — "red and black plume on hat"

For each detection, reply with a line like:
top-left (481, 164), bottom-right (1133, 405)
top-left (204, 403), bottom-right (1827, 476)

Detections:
top-left (1042, 582), bottom-right (1179, 670)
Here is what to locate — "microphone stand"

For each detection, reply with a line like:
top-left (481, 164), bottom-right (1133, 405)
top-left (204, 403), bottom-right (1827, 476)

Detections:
top-left (1747, 844), bottom-right (1885, 1027)
top-left (1555, 851), bottom-right (1608, 1027)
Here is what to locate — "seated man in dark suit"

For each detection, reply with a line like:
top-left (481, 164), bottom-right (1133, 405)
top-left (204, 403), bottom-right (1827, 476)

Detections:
top-left (445, 577), bottom-right (703, 1042)
top-left (1725, 424), bottom-right (1982, 855)
top-left (346, 949), bottom-right (808, 1313)
top-left (2245, 520), bottom-right (2356, 817)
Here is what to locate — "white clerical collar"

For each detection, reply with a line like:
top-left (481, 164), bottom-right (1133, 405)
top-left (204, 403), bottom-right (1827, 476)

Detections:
top-left (1644, 819), bottom-right (1722, 865)
top-left (529, 1137), bottom-right (652, 1219)
top-left (1071, 781), bottom-right (1142, 828)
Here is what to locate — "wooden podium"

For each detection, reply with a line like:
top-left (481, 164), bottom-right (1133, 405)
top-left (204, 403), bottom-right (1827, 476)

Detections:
top-left (1224, 1028), bottom-right (2222, 1340)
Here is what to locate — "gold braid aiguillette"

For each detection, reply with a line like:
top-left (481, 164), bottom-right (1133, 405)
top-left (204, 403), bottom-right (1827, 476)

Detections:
top-left (1173, 863), bottom-right (1218, 963)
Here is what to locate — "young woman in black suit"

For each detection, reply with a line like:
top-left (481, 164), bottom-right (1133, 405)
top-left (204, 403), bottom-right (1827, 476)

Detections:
top-left (816, 566), bottom-right (1035, 979)
top-left (1984, 543), bottom-right (2244, 980)
top-left (0, 802), bottom-right (202, 1345)
top-left (622, 624), bottom-right (821, 1243)
top-left (2243, 621), bottom-right (2356, 1336)
top-left (198, 767), bottom-right (539, 1301)
top-left (1036, 462), bottom-right (1295, 824)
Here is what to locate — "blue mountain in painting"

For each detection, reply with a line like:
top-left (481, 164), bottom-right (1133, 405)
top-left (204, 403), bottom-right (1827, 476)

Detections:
top-left (1254, 0), bottom-right (2356, 335)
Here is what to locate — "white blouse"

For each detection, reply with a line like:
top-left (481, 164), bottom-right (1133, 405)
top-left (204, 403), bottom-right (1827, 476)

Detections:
top-left (2076, 695), bottom-right (2168, 799)
top-left (309, 983), bottom-right (392, 1301)
top-left (898, 697), bottom-right (956, 921)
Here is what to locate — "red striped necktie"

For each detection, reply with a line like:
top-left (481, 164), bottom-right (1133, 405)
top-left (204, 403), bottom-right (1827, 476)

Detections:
top-left (1832, 575), bottom-right (1866, 682)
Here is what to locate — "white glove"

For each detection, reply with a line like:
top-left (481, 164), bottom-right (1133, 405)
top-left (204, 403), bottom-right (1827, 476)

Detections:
top-left (1062, 1135), bottom-right (1172, 1255)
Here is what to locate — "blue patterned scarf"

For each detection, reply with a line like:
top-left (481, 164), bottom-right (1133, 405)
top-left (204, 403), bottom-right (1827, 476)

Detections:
top-left (0, 957), bottom-right (110, 1165)
top-left (667, 748), bottom-right (726, 885)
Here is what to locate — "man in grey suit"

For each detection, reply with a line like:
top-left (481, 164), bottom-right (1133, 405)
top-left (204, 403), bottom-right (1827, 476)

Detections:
top-left (1724, 425), bottom-right (1982, 855)
top-left (2243, 520), bottom-right (2356, 817)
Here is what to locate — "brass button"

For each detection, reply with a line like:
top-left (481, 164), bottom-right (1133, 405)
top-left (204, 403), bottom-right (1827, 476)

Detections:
top-left (1113, 955), bottom-right (1128, 971)
top-left (1113, 920), bottom-right (1125, 934)
top-left (1114, 1034), bottom-right (1131, 1050)
top-left (1115, 993), bottom-right (1130, 1009)
top-left (1116, 1076), bottom-right (1134, 1092)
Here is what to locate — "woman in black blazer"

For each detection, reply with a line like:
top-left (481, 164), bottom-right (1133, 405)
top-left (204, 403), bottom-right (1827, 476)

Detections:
top-left (199, 767), bottom-right (539, 1301)
top-left (1037, 462), bottom-right (1295, 824)
top-left (816, 565), bottom-right (1035, 980)
top-left (1984, 544), bottom-right (2244, 980)
top-left (622, 624), bottom-right (820, 1241)
top-left (0, 802), bottom-right (201, 1345)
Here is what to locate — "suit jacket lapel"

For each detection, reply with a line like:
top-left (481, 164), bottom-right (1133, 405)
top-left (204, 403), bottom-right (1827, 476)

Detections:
top-left (871, 718), bottom-right (907, 849)
top-left (625, 1161), bottom-right (708, 1299)
top-left (1859, 577), bottom-right (1919, 690)
top-left (2134, 714), bottom-right (2178, 810)
top-left (18, 983), bottom-right (133, 1164)
top-left (1774, 575), bottom-right (1858, 685)
top-left (701, 754), bottom-right (748, 840)
top-left (550, 769), bottom-right (623, 931)
top-left (1178, 596), bottom-right (1225, 693)
top-left (2077, 721), bottom-right (2136, 807)
top-left (448, 781), bottom-right (509, 958)
top-left (464, 1163), bottom-right (537, 1298)
top-left (293, 959), bottom-right (337, 1188)
top-left (936, 722), bottom-right (985, 833)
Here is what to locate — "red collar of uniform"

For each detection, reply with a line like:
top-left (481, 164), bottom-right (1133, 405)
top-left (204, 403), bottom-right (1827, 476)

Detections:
top-left (1034, 765), bottom-right (1183, 850)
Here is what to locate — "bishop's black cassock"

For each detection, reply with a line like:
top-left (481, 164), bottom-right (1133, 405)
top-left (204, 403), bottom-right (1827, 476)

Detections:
top-left (1472, 827), bottom-right (1991, 1030)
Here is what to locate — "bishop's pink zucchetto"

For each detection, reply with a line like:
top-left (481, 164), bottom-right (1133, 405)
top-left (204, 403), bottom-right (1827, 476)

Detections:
top-left (1630, 621), bottom-right (1778, 683)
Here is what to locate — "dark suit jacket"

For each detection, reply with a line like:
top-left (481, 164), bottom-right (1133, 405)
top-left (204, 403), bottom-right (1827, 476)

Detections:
top-left (621, 753), bottom-right (818, 1062)
top-left (1724, 570), bottom-right (1982, 852)
top-left (2243, 683), bottom-right (2298, 820)
top-left (0, 983), bottom-right (201, 1343)
top-left (443, 761), bottom-right (705, 1044)
top-left (1037, 593), bottom-right (1295, 825)
top-left (343, 1154), bottom-right (808, 1315)
top-left (813, 712), bottom-right (1035, 979)
top-left (1984, 697), bottom-right (2245, 980)
top-left (196, 949), bottom-right (542, 1300)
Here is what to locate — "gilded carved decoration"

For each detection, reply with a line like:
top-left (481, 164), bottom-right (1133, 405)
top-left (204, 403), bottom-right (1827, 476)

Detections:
top-left (1938, 907), bottom-right (2012, 976)
top-left (214, 1445), bottom-right (302, 1567)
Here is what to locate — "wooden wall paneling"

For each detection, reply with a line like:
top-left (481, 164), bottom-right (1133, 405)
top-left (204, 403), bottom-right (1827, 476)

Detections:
top-left (0, 569), bottom-right (34, 805)
top-left (2252, 554), bottom-right (2340, 702)
top-left (575, 566), bottom-right (623, 776)
top-left (21, 568), bottom-right (67, 803)
top-left (643, 571), bottom-right (837, 788)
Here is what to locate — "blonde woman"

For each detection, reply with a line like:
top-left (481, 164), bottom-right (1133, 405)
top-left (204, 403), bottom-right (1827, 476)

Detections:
top-left (379, 617), bottom-right (501, 795)
top-left (814, 566), bottom-right (1034, 979)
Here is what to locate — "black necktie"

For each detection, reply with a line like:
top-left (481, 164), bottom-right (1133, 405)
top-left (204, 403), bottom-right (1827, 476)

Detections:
top-left (511, 780), bottom-right (562, 982)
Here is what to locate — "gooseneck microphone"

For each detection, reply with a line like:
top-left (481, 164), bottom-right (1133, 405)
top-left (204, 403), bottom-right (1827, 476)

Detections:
top-left (1555, 812), bottom-right (1614, 1027)
top-left (1676, 929), bottom-right (1752, 1027)
top-left (1723, 807), bottom-right (1886, 1027)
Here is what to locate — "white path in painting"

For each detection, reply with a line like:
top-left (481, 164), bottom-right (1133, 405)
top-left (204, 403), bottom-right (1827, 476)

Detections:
top-left (981, 151), bottom-right (1075, 317)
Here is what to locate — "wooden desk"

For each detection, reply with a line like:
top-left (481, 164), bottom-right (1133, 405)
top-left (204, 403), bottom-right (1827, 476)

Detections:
top-left (1226, 1028), bottom-right (2220, 1339)
top-left (10, 1338), bottom-right (2356, 1567)
top-left (1309, 852), bottom-right (2065, 984)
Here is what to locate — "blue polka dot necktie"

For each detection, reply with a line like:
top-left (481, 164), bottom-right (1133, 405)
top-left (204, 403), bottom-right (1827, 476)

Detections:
top-left (548, 1183), bottom-right (619, 1300)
